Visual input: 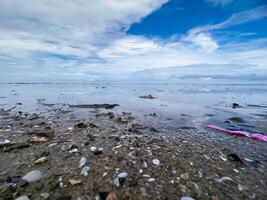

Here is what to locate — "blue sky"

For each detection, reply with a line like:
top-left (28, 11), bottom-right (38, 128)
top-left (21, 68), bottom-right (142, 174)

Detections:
top-left (0, 0), bottom-right (267, 82)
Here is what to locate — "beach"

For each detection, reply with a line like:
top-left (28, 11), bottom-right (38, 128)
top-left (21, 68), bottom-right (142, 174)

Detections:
top-left (0, 83), bottom-right (267, 200)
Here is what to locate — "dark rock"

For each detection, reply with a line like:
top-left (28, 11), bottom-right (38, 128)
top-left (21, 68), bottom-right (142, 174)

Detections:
top-left (228, 117), bottom-right (245, 123)
top-left (139, 95), bottom-right (156, 99)
top-left (232, 103), bottom-right (241, 109)
top-left (55, 196), bottom-right (72, 200)
top-left (74, 122), bottom-right (87, 129)
top-left (227, 153), bottom-right (244, 166)
top-left (149, 127), bottom-right (159, 132)
top-left (68, 104), bottom-right (119, 109)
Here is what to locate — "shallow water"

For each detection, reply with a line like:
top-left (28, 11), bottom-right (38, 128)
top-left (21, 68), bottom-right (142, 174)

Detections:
top-left (0, 83), bottom-right (267, 132)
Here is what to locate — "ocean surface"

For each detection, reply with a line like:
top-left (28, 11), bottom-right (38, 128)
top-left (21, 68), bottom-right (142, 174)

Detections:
top-left (1, 83), bottom-right (267, 133)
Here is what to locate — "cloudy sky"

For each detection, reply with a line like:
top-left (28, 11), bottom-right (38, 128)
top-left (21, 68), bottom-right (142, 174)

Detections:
top-left (0, 0), bottom-right (267, 82)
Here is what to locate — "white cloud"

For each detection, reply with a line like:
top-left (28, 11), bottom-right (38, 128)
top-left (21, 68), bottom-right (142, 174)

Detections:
top-left (0, 0), bottom-right (266, 82)
top-left (190, 5), bottom-right (267, 34)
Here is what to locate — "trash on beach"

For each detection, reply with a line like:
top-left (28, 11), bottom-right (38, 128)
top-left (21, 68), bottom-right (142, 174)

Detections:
top-left (208, 125), bottom-right (267, 142)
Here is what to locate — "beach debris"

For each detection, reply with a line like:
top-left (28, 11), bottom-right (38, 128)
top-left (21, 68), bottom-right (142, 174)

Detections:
top-left (180, 173), bottom-right (189, 180)
top-left (216, 176), bottom-right (234, 184)
top-left (181, 197), bottom-right (196, 200)
top-left (207, 125), bottom-right (267, 142)
top-left (40, 193), bottom-right (50, 199)
top-left (28, 136), bottom-right (49, 143)
top-left (149, 127), bottom-right (159, 132)
top-left (22, 170), bottom-right (43, 182)
top-left (139, 94), bottom-right (156, 99)
top-left (90, 146), bottom-right (97, 152)
top-left (68, 103), bottom-right (119, 109)
top-left (35, 156), bottom-right (47, 164)
top-left (79, 157), bottom-right (90, 176)
top-left (227, 117), bottom-right (245, 123)
top-left (148, 178), bottom-right (156, 182)
top-left (232, 103), bottom-right (241, 109)
top-left (107, 193), bottom-right (118, 200)
top-left (58, 176), bottom-right (64, 188)
top-left (79, 157), bottom-right (87, 168)
top-left (68, 178), bottom-right (82, 185)
top-left (81, 166), bottom-right (90, 176)
top-left (0, 139), bottom-right (11, 147)
top-left (152, 159), bottom-right (160, 166)
top-left (227, 153), bottom-right (244, 165)
top-left (93, 147), bottom-right (104, 155)
top-left (143, 161), bottom-right (148, 168)
top-left (114, 172), bottom-right (128, 187)
top-left (15, 196), bottom-right (30, 200)
top-left (140, 187), bottom-right (149, 197)
top-left (74, 122), bottom-right (87, 129)
top-left (97, 192), bottom-right (117, 200)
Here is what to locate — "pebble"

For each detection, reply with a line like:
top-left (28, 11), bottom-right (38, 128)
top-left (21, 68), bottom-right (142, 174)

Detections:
top-left (68, 179), bottom-right (82, 185)
top-left (114, 172), bottom-right (128, 187)
top-left (90, 146), bottom-right (97, 152)
top-left (181, 197), bottom-right (196, 200)
top-left (22, 170), bottom-right (43, 182)
top-left (35, 157), bottom-right (47, 164)
top-left (140, 187), bottom-right (149, 197)
top-left (0, 139), bottom-right (11, 145)
top-left (81, 166), bottom-right (90, 176)
top-left (69, 148), bottom-right (79, 153)
top-left (58, 176), bottom-right (64, 188)
top-left (216, 176), bottom-right (234, 183)
top-left (79, 157), bottom-right (87, 168)
top-left (40, 193), bottom-right (50, 199)
top-left (152, 159), bottom-right (160, 166)
top-left (148, 178), bottom-right (156, 182)
top-left (180, 173), bottom-right (189, 180)
top-left (15, 196), bottom-right (30, 200)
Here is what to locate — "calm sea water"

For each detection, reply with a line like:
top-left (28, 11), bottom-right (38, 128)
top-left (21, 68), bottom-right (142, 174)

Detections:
top-left (0, 83), bottom-right (267, 132)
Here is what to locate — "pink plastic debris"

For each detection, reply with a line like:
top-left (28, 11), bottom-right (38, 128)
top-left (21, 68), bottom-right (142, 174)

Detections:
top-left (207, 125), bottom-right (267, 142)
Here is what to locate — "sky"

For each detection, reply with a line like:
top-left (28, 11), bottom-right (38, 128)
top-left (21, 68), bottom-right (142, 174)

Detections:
top-left (0, 0), bottom-right (267, 82)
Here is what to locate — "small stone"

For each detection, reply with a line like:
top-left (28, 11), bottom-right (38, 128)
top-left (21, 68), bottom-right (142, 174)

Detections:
top-left (180, 173), bottom-right (189, 180)
top-left (216, 176), bottom-right (233, 183)
top-left (15, 196), bottom-right (30, 200)
top-left (81, 166), bottom-right (90, 176)
top-left (140, 187), bottom-right (149, 197)
top-left (22, 170), bottom-right (43, 182)
top-left (148, 178), bottom-right (156, 182)
top-left (181, 197), bottom-right (196, 200)
top-left (107, 193), bottom-right (118, 200)
top-left (69, 148), bottom-right (79, 153)
top-left (90, 146), bottom-right (97, 152)
top-left (29, 136), bottom-right (49, 143)
top-left (152, 159), bottom-right (160, 166)
top-left (114, 172), bottom-right (128, 187)
top-left (68, 179), bottom-right (82, 185)
top-left (40, 193), bottom-right (50, 199)
top-left (79, 157), bottom-right (87, 168)
top-left (35, 157), bottom-right (47, 164)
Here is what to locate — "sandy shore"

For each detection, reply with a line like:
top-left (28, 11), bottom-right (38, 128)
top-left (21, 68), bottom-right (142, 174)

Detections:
top-left (0, 106), bottom-right (266, 200)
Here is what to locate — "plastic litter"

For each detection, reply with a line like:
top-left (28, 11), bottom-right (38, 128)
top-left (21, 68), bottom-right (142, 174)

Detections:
top-left (208, 125), bottom-right (267, 142)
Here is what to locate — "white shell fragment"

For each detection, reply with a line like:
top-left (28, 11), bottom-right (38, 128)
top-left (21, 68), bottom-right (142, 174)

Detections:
top-left (22, 170), bottom-right (43, 182)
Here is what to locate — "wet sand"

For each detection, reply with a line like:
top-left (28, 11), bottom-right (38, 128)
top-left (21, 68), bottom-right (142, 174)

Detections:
top-left (0, 83), bottom-right (267, 200)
